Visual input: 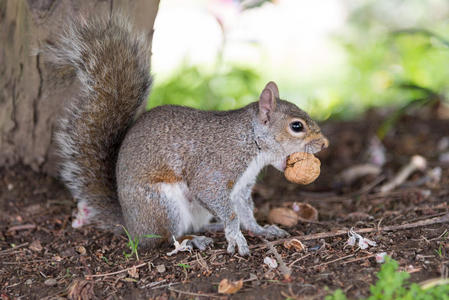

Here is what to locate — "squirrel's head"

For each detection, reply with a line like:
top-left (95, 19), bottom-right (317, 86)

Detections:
top-left (255, 81), bottom-right (329, 171)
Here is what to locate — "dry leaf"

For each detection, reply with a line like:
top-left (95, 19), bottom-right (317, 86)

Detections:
top-left (166, 236), bottom-right (193, 256)
top-left (76, 245), bottom-right (87, 255)
top-left (283, 239), bottom-right (305, 252)
top-left (68, 279), bottom-right (94, 300)
top-left (218, 278), bottom-right (243, 294)
top-left (267, 207), bottom-right (298, 227)
top-left (346, 228), bottom-right (377, 250)
top-left (29, 240), bottom-right (42, 252)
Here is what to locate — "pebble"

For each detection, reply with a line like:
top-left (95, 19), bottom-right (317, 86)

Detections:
top-left (156, 264), bottom-right (166, 273)
top-left (44, 278), bottom-right (57, 286)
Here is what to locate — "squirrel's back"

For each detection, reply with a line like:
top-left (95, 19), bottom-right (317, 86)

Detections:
top-left (43, 15), bottom-right (152, 229)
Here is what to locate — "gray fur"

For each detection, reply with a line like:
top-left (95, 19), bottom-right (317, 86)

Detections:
top-left (117, 100), bottom-right (328, 255)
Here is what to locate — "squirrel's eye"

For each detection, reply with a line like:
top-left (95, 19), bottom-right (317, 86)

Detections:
top-left (290, 121), bottom-right (304, 133)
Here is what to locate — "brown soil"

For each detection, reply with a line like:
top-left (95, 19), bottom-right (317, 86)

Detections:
top-left (1, 111), bottom-right (448, 300)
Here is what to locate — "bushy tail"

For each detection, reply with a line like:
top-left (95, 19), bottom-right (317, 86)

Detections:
top-left (43, 15), bottom-right (152, 229)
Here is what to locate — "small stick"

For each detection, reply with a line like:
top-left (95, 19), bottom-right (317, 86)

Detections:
top-left (168, 287), bottom-right (221, 298)
top-left (253, 214), bottom-right (449, 250)
top-left (0, 242), bottom-right (29, 254)
top-left (379, 155), bottom-right (427, 193)
top-left (7, 224), bottom-right (36, 232)
top-left (140, 279), bottom-right (167, 289)
top-left (428, 229), bottom-right (448, 241)
top-left (288, 253), bottom-right (311, 268)
top-left (341, 254), bottom-right (376, 265)
top-left (338, 163), bottom-right (381, 185)
top-left (265, 239), bottom-right (291, 280)
top-left (86, 262), bottom-right (147, 278)
top-left (313, 254), bottom-right (355, 269)
top-left (150, 282), bottom-right (182, 290)
top-left (2, 259), bottom-right (60, 265)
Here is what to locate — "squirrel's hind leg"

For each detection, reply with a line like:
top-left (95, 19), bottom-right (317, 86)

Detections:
top-left (119, 182), bottom-right (213, 249)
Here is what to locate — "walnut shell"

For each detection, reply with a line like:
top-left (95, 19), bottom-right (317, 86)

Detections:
top-left (293, 202), bottom-right (318, 221)
top-left (267, 207), bottom-right (298, 227)
top-left (283, 238), bottom-right (306, 252)
top-left (284, 152), bottom-right (321, 185)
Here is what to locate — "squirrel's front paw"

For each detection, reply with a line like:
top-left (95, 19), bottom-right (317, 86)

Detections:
top-left (260, 225), bottom-right (290, 240)
top-left (226, 231), bottom-right (250, 256)
top-left (188, 235), bottom-right (214, 251)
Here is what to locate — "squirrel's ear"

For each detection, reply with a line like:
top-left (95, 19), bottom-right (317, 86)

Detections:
top-left (258, 83), bottom-right (277, 124)
top-left (265, 81), bottom-right (279, 99)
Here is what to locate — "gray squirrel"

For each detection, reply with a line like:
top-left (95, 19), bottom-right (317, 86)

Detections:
top-left (43, 14), bottom-right (328, 256)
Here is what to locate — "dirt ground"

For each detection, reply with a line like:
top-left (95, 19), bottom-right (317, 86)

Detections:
top-left (1, 109), bottom-right (449, 299)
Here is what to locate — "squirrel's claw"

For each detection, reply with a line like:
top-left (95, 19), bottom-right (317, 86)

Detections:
top-left (260, 225), bottom-right (290, 240)
top-left (188, 235), bottom-right (214, 251)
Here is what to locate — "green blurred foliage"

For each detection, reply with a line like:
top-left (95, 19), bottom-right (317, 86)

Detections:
top-left (148, 64), bottom-right (261, 111)
top-left (327, 0), bottom-right (449, 119)
top-left (148, 0), bottom-right (449, 120)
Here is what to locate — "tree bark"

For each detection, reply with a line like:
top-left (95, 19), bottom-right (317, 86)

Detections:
top-left (0, 0), bottom-right (159, 175)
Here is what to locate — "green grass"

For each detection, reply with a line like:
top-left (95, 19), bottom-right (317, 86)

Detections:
top-left (325, 257), bottom-right (449, 300)
top-left (435, 244), bottom-right (444, 258)
top-left (121, 225), bottom-right (161, 261)
top-left (177, 263), bottom-right (192, 271)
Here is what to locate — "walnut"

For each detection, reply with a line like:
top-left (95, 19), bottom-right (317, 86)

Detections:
top-left (284, 152), bottom-right (321, 185)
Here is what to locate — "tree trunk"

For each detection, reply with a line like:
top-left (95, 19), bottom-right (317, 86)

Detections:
top-left (0, 0), bottom-right (159, 175)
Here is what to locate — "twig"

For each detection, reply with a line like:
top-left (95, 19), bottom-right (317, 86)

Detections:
top-left (140, 279), bottom-right (167, 289)
top-left (408, 211), bottom-right (448, 223)
top-left (379, 155), bottom-right (427, 194)
top-left (265, 239), bottom-right (291, 280)
top-left (428, 229), bottom-right (448, 242)
top-left (0, 242), bottom-right (29, 254)
top-left (253, 214), bottom-right (449, 250)
top-left (288, 253), bottom-right (311, 268)
top-left (0, 251), bottom-right (22, 257)
top-left (168, 286), bottom-right (221, 298)
top-left (313, 254), bottom-right (355, 269)
top-left (338, 163), bottom-right (381, 185)
top-left (2, 259), bottom-right (60, 265)
top-left (341, 254), bottom-right (376, 265)
top-left (150, 282), bottom-right (182, 290)
top-left (7, 224), bottom-right (36, 232)
top-left (86, 262), bottom-right (147, 278)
